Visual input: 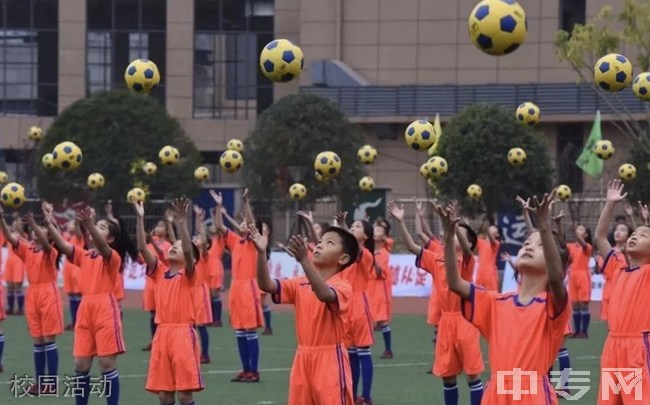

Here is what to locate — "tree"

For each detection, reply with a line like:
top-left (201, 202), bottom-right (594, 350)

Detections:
top-left (242, 93), bottom-right (366, 206)
top-left (36, 90), bottom-right (202, 203)
top-left (435, 103), bottom-right (553, 219)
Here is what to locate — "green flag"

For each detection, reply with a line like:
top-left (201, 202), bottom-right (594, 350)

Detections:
top-left (576, 110), bottom-right (604, 177)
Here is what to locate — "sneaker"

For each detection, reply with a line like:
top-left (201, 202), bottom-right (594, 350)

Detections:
top-left (200, 355), bottom-right (211, 364)
top-left (355, 398), bottom-right (362, 405)
top-left (230, 372), bottom-right (248, 382)
top-left (0, 364), bottom-right (4, 373)
top-left (425, 369), bottom-right (433, 374)
top-left (262, 328), bottom-right (273, 335)
top-left (242, 372), bottom-right (260, 383)
top-left (64, 324), bottom-right (74, 332)
top-left (358, 397), bottom-right (374, 405)
top-left (142, 343), bottom-right (152, 351)
top-left (380, 350), bottom-right (393, 359)
top-left (27, 384), bottom-right (40, 396)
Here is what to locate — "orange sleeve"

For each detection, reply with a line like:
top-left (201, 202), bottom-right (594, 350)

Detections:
top-left (361, 248), bottom-right (374, 279)
top-left (546, 290), bottom-right (570, 337)
top-left (12, 239), bottom-right (28, 261)
top-left (185, 267), bottom-right (200, 287)
top-left (415, 247), bottom-right (438, 276)
top-left (327, 278), bottom-right (352, 313)
top-left (460, 255), bottom-right (476, 281)
top-left (224, 230), bottom-right (239, 251)
top-left (106, 249), bottom-right (121, 274)
top-left (46, 245), bottom-right (59, 269)
top-left (374, 250), bottom-right (390, 280)
top-left (385, 237), bottom-right (394, 252)
top-left (272, 278), bottom-right (298, 305)
top-left (71, 245), bottom-right (85, 267)
top-left (462, 283), bottom-right (496, 337)
top-left (602, 249), bottom-right (627, 285)
top-left (148, 260), bottom-right (168, 282)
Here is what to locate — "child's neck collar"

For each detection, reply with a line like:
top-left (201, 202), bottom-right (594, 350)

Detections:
top-left (518, 273), bottom-right (548, 299)
top-left (628, 256), bottom-right (650, 268)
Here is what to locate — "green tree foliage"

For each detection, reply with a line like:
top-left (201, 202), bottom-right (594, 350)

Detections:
top-left (36, 90), bottom-right (202, 203)
top-left (436, 104), bottom-right (553, 219)
top-left (242, 93), bottom-right (366, 205)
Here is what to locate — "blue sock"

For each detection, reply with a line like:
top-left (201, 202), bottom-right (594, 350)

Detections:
top-left (468, 379), bottom-right (483, 405)
top-left (7, 291), bottom-right (14, 313)
top-left (382, 325), bottom-right (392, 352)
top-left (34, 344), bottom-right (46, 381)
top-left (348, 348), bottom-right (360, 398)
top-left (558, 347), bottom-right (571, 389)
top-left (73, 371), bottom-right (90, 405)
top-left (150, 312), bottom-right (157, 338)
top-left (236, 330), bottom-right (250, 372)
top-left (581, 310), bottom-right (591, 335)
top-left (44, 342), bottom-right (59, 376)
top-left (102, 369), bottom-right (119, 405)
top-left (443, 382), bottom-right (459, 405)
top-left (573, 310), bottom-right (581, 334)
top-left (0, 334), bottom-right (4, 365)
top-left (198, 326), bottom-right (209, 358)
top-left (69, 297), bottom-right (76, 324)
top-left (71, 296), bottom-right (80, 325)
top-left (358, 347), bottom-right (374, 399)
top-left (247, 332), bottom-right (259, 373)
top-left (211, 297), bottom-right (220, 322)
top-left (263, 305), bottom-right (271, 329)
top-left (17, 291), bottom-right (24, 312)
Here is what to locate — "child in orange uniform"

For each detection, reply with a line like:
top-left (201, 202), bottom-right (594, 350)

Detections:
top-left (43, 202), bottom-right (133, 405)
top-left (253, 224), bottom-right (355, 405)
top-left (192, 205), bottom-right (213, 363)
top-left (390, 201), bottom-right (484, 405)
top-left (596, 222), bottom-right (629, 321)
top-left (370, 223), bottom-right (393, 359)
top-left (475, 225), bottom-right (501, 292)
top-left (567, 224), bottom-right (593, 338)
top-left (443, 191), bottom-right (570, 404)
top-left (4, 216), bottom-right (26, 315)
top-left (63, 221), bottom-right (84, 331)
top-left (594, 180), bottom-right (650, 404)
top-left (207, 225), bottom-right (225, 328)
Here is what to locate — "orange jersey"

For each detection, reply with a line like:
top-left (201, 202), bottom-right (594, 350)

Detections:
top-left (225, 230), bottom-right (258, 280)
top-left (477, 238), bottom-right (500, 269)
top-left (71, 247), bottom-right (121, 295)
top-left (370, 248), bottom-right (392, 322)
top-left (13, 241), bottom-right (58, 285)
top-left (385, 237), bottom-right (394, 252)
top-left (273, 273), bottom-right (352, 346)
top-left (149, 260), bottom-right (199, 324)
top-left (194, 254), bottom-right (210, 285)
top-left (568, 242), bottom-right (593, 273)
top-left (426, 238), bottom-right (444, 254)
top-left (208, 235), bottom-right (225, 277)
top-left (3, 247), bottom-right (25, 283)
top-left (372, 248), bottom-right (391, 282)
top-left (342, 248), bottom-right (374, 293)
top-left (417, 248), bottom-right (475, 313)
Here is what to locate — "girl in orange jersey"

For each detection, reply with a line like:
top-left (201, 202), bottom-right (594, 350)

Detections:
top-left (595, 222), bottom-right (629, 321)
top-left (443, 191), bottom-right (570, 405)
top-left (5, 216), bottom-right (26, 315)
top-left (207, 221), bottom-right (225, 328)
top-left (192, 205), bottom-right (213, 364)
top-left (475, 225), bottom-right (501, 292)
top-left (63, 221), bottom-right (84, 331)
top-left (567, 224), bottom-right (593, 338)
top-left (371, 223), bottom-right (393, 359)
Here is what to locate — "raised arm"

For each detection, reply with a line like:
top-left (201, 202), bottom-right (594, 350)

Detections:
top-left (164, 209), bottom-right (177, 243)
top-left (516, 196), bottom-right (535, 236)
top-left (241, 188), bottom-right (255, 225)
top-left (193, 206), bottom-right (209, 255)
top-left (552, 210), bottom-right (566, 243)
top-left (413, 199), bottom-right (430, 244)
top-left (132, 201), bottom-right (156, 270)
top-left (77, 207), bottom-right (112, 259)
top-left (334, 211), bottom-right (349, 231)
top-left (387, 201), bottom-right (421, 254)
top-left (625, 203), bottom-right (638, 230)
top-left (249, 224), bottom-right (277, 294)
top-left (287, 234), bottom-right (337, 303)
top-left (297, 210), bottom-right (318, 244)
top-left (638, 201), bottom-right (649, 227)
top-left (42, 202), bottom-right (73, 257)
top-left (456, 220), bottom-right (473, 260)
top-left (172, 198), bottom-right (195, 278)
top-left (595, 180), bottom-right (626, 258)
top-left (24, 213), bottom-right (51, 253)
top-left (420, 201), bottom-right (435, 239)
top-left (435, 203), bottom-right (471, 298)
top-left (209, 190), bottom-right (229, 233)
top-left (0, 206), bottom-right (18, 247)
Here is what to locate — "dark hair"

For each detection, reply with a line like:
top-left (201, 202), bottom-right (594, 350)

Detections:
top-left (105, 217), bottom-right (138, 273)
top-left (323, 227), bottom-right (359, 270)
top-left (615, 215), bottom-right (627, 223)
top-left (255, 219), bottom-right (272, 260)
top-left (458, 223), bottom-right (478, 252)
top-left (380, 220), bottom-right (391, 236)
top-left (358, 220), bottom-right (375, 253)
top-left (191, 242), bottom-right (200, 264)
top-left (583, 226), bottom-right (593, 246)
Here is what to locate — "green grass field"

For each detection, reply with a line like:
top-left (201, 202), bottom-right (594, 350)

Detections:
top-left (0, 310), bottom-right (606, 404)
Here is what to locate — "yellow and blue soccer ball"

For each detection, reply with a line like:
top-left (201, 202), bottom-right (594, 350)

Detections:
top-left (357, 145), bottom-right (378, 164)
top-left (220, 150), bottom-right (244, 173)
top-left (427, 156), bottom-right (448, 179)
top-left (468, 0), bottom-right (527, 56)
top-left (405, 120), bottom-right (436, 151)
top-left (467, 184), bottom-right (483, 200)
top-left (142, 161), bottom-right (157, 176)
top-left (359, 176), bottom-right (375, 192)
top-left (619, 163), bottom-right (637, 181)
top-left (594, 54), bottom-right (633, 92)
top-left (124, 59), bottom-right (161, 94)
top-left (52, 141), bottom-right (83, 172)
top-left (1, 182), bottom-right (26, 209)
top-left (507, 147), bottom-right (526, 166)
top-left (194, 166), bottom-right (210, 181)
top-left (289, 183), bottom-right (307, 201)
top-left (28, 126), bottom-right (43, 141)
top-left (227, 139), bottom-right (244, 153)
top-left (314, 151), bottom-right (342, 179)
top-left (594, 140), bottom-right (615, 160)
top-left (420, 162), bottom-right (433, 179)
top-left (516, 102), bottom-right (540, 126)
top-left (87, 173), bottom-right (105, 190)
top-left (633, 72), bottom-right (650, 101)
top-left (0, 171), bottom-right (6, 184)
top-left (42, 153), bottom-right (55, 169)
top-left (259, 39), bottom-right (304, 83)
top-left (127, 187), bottom-right (146, 203)
top-left (159, 146), bottom-right (180, 165)
top-left (556, 184), bottom-right (572, 201)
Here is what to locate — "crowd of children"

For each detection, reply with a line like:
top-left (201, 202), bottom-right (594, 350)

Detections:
top-left (0, 181), bottom-right (648, 404)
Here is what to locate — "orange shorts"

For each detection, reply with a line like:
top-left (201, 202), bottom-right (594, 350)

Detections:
top-left (113, 275), bottom-right (125, 302)
top-left (288, 344), bottom-right (353, 405)
top-left (228, 279), bottom-right (263, 330)
top-left (598, 333), bottom-right (650, 404)
top-left (73, 293), bottom-right (126, 358)
top-left (427, 289), bottom-right (441, 326)
top-left (569, 271), bottom-right (591, 303)
top-left (63, 262), bottom-right (81, 294)
top-left (483, 375), bottom-right (559, 404)
top-left (475, 267), bottom-right (498, 292)
top-left (345, 292), bottom-right (374, 348)
top-left (4, 258), bottom-right (24, 284)
top-left (143, 277), bottom-right (155, 312)
top-left (601, 280), bottom-right (612, 321)
top-left (145, 324), bottom-right (204, 393)
top-left (208, 264), bottom-right (223, 290)
top-left (26, 283), bottom-right (64, 338)
top-left (369, 279), bottom-right (391, 323)
top-left (0, 282), bottom-right (5, 321)
top-left (433, 313), bottom-right (484, 377)
top-left (193, 282), bottom-right (213, 325)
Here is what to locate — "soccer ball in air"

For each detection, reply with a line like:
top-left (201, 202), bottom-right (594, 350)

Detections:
top-left (259, 39), bottom-right (304, 83)
top-left (359, 176), bottom-right (375, 192)
top-left (594, 140), bottom-right (615, 160)
top-left (124, 59), bottom-right (161, 94)
top-left (87, 173), bottom-right (105, 190)
top-left (420, 162), bottom-right (433, 179)
top-left (1, 183), bottom-right (26, 209)
top-left (468, 0), bottom-right (527, 56)
top-left (507, 147), bottom-right (526, 166)
top-left (556, 184), bottom-right (572, 201)
top-left (28, 126), bottom-right (43, 141)
top-left (619, 163), bottom-right (637, 181)
top-left (159, 146), bottom-right (180, 166)
top-left (314, 171), bottom-right (328, 182)
top-left (516, 102), bottom-right (540, 126)
top-left (52, 141), bottom-right (83, 171)
top-left (227, 139), bottom-right (244, 153)
top-left (127, 187), bottom-right (146, 203)
top-left (467, 184), bottom-right (483, 200)
top-left (428, 156), bottom-right (448, 179)
top-left (42, 153), bottom-right (55, 169)
top-left (142, 162), bottom-right (157, 176)
top-left (594, 54), bottom-right (633, 92)
top-left (405, 120), bottom-right (436, 151)
top-left (314, 151), bottom-right (342, 179)
top-left (633, 72), bottom-right (650, 101)
top-left (289, 183), bottom-right (307, 201)
top-left (357, 145), bottom-right (378, 164)
top-left (0, 171), bottom-right (6, 184)
top-left (220, 150), bottom-right (243, 173)
top-left (194, 166), bottom-right (210, 182)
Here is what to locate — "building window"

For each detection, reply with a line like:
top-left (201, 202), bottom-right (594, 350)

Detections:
top-left (86, 0), bottom-right (166, 104)
top-left (194, 0), bottom-right (274, 119)
top-left (560, 0), bottom-right (586, 31)
top-left (557, 123), bottom-right (584, 193)
top-left (0, 0), bottom-right (58, 116)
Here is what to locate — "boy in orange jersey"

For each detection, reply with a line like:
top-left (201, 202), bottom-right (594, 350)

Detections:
top-left (441, 190), bottom-right (570, 405)
top-left (192, 205), bottom-right (213, 363)
top-left (370, 223), bottom-right (393, 359)
top-left (211, 189), bottom-right (264, 383)
top-left (252, 223), bottom-right (355, 405)
top-left (0, 210), bottom-right (63, 393)
top-left (134, 198), bottom-right (203, 405)
top-left (475, 225), bottom-right (501, 292)
top-left (207, 221), bottom-right (225, 328)
top-left (594, 180), bottom-right (650, 404)
top-left (389, 201), bottom-right (484, 405)
top-left (567, 224), bottom-right (593, 338)
top-left (4, 216), bottom-right (26, 315)
top-left (63, 221), bottom-right (84, 331)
